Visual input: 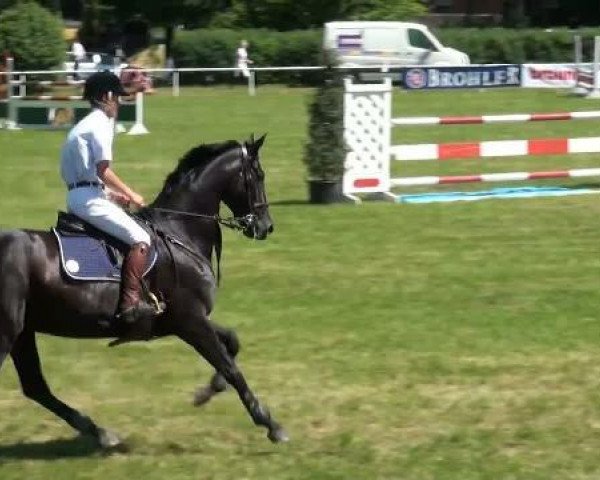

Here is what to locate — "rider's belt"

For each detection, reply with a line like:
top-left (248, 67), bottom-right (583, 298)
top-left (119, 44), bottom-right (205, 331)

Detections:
top-left (67, 181), bottom-right (103, 191)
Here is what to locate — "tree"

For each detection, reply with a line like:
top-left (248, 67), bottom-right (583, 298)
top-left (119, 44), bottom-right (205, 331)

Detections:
top-left (225, 0), bottom-right (425, 29)
top-left (0, 0), bottom-right (61, 12)
top-left (350, 0), bottom-right (427, 21)
top-left (0, 1), bottom-right (65, 70)
top-left (103, 0), bottom-right (229, 56)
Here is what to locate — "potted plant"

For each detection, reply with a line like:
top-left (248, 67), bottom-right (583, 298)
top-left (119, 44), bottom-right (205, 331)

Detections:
top-left (303, 57), bottom-right (346, 204)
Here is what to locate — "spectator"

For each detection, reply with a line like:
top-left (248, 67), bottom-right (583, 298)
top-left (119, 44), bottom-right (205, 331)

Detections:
top-left (120, 64), bottom-right (154, 94)
top-left (71, 34), bottom-right (86, 80)
top-left (235, 40), bottom-right (253, 79)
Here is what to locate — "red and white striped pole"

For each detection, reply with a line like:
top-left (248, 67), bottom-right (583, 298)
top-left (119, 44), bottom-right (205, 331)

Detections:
top-left (391, 168), bottom-right (600, 187)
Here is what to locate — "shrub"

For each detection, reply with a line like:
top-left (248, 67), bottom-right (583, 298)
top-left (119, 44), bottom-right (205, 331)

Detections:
top-left (303, 60), bottom-right (345, 182)
top-left (0, 1), bottom-right (65, 70)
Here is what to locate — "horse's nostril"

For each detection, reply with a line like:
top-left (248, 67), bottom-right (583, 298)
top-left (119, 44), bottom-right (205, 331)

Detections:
top-left (268, 224), bottom-right (274, 234)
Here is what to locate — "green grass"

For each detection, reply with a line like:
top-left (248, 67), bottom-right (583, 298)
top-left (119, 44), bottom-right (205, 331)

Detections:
top-left (0, 86), bottom-right (599, 479)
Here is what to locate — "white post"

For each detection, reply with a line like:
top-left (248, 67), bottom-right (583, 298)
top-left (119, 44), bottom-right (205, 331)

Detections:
top-left (127, 92), bottom-right (149, 135)
top-left (5, 57), bottom-right (19, 130)
top-left (588, 36), bottom-right (600, 99)
top-left (173, 70), bottom-right (180, 97)
top-left (573, 35), bottom-right (587, 96)
top-left (248, 70), bottom-right (256, 96)
top-left (6, 56), bottom-right (14, 98)
top-left (19, 74), bottom-right (26, 97)
top-left (574, 35), bottom-right (582, 65)
top-left (342, 77), bottom-right (393, 202)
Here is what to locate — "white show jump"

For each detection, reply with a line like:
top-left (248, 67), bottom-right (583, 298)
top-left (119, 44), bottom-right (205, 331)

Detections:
top-left (573, 35), bottom-right (600, 98)
top-left (343, 77), bottom-right (600, 201)
top-left (2, 57), bottom-right (148, 135)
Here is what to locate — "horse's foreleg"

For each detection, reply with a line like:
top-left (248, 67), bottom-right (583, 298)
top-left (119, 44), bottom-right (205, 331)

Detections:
top-left (193, 322), bottom-right (238, 407)
top-left (178, 318), bottom-right (289, 443)
top-left (10, 330), bottom-right (124, 450)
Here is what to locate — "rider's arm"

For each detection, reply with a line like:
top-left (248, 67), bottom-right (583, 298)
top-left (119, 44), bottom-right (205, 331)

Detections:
top-left (97, 161), bottom-right (145, 207)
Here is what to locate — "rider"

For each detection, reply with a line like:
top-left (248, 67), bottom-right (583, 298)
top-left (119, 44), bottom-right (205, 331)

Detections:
top-left (60, 70), bottom-right (157, 334)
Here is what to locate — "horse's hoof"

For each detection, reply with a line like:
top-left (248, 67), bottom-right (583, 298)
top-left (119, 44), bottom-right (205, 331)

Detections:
top-left (193, 386), bottom-right (214, 407)
top-left (267, 426), bottom-right (290, 443)
top-left (97, 428), bottom-right (127, 451)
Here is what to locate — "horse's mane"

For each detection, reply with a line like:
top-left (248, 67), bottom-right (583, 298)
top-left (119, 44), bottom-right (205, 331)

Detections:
top-left (161, 140), bottom-right (239, 194)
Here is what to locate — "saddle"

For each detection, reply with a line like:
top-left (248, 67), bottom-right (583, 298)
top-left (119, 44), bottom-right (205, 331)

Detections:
top-left (52, 211), bottom-right (158, 282)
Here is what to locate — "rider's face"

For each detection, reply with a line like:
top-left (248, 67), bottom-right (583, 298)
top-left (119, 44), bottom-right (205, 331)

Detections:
top-left (100, 92), bottom-right (120, 118)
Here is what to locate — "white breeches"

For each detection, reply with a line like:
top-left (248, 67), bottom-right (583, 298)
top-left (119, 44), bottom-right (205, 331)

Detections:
top-left (66, 186), bottom-right (151, 246)
top-left (237, 64), bottom-right (251, 78)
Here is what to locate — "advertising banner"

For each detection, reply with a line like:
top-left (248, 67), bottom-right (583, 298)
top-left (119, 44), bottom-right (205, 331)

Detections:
top-left (402, 65), bottom-right (521, 90)
top-left (522, 64), bottom-right (579, 88)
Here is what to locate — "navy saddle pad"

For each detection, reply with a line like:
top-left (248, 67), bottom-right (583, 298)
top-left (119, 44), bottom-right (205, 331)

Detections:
top-left (52, 211), bottom-right (157, 282)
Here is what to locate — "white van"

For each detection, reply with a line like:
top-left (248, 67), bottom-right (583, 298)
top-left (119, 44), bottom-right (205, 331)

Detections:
top-left (324, 21), bottom-right (470, 67)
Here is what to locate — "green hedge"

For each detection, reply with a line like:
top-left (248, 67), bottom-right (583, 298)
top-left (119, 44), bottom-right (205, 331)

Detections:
top-left (437, 28), bottom-right (600, 64)
top-left (173, 27), bottom-right (600, 85)
top-left (0, 2), bottom-right (65, 70)
top-left (172, 28), bottom-right (323, 85)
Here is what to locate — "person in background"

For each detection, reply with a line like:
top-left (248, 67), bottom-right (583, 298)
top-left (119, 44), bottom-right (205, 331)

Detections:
top-left (236, 39), bottom-right (253, 78)
top-left (120, 64), bottom-right (155, 94)
top-left (71, 34), bottom-right (86, 80)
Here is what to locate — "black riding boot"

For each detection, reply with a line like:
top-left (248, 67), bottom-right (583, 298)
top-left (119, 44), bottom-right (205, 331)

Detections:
top-left (116, 242), bottom-right (158, 340)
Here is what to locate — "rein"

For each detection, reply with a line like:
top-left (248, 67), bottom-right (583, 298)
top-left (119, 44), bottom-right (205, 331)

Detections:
top-left (148, 207), bottom-right (253, 231)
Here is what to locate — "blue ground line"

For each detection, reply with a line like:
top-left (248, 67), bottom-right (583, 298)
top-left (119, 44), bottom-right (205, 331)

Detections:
top-left (395, 186), bottom-right (600, 204)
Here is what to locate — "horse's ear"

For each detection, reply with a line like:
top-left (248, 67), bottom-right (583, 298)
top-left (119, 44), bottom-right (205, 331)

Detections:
top-left (255, 133), bottom-right (267, 150)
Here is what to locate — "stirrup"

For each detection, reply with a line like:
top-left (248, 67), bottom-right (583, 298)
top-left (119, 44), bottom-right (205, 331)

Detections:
top-left (110, 303), bottom-right (156, 347)
top-left (116, 302), bottom-right (159, 324)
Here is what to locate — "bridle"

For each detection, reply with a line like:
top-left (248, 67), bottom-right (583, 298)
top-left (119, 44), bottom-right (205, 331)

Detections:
top-left (149, 143), bottom-right (265, 233)
top-left (143, 142), bottom-right (268, 285)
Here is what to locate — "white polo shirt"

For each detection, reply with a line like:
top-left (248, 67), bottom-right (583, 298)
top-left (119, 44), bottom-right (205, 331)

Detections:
top-left (236, 47), bottom-right (248, 67)
top-left (71, 42), bottom-right (86, 61)
top-left (60, 108), bottom-right (114, 187)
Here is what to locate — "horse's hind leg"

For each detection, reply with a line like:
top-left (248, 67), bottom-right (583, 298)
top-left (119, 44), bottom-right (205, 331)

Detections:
top-left (0, 333), bottom-right (14, 371)
top-left (193, 322), bottom-right (238, 406)
top-left (10, 330), bottom-right (125, 450)
top-left (0, 345), bottom-right (8, 372)
top-left (178, 313), bottom-right (289, 443)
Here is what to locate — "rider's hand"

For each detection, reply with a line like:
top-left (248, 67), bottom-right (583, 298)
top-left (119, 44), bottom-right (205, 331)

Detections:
top-left (108, 191), bottom-right (131, 208)
top-left (128, 192), bottom-right (146, 208)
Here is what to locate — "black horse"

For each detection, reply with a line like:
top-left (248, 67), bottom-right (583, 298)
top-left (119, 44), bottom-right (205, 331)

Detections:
top-left (0, 135), bottom-right (289, 449)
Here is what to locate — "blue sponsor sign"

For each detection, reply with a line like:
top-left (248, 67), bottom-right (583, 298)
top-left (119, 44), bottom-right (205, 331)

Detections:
top-left (402, 65), bottom-right (521, 90)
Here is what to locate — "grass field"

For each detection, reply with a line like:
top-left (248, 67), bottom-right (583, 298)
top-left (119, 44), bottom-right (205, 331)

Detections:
top-left (0, 86), bottom-right (599, 480)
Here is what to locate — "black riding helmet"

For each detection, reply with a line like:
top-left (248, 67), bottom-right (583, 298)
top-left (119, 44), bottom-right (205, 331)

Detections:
top-left (83, 70), bottom-right (127, 102)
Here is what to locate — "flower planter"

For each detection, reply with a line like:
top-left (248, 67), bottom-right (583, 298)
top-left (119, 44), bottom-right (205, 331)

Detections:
top-left (308, 180), bottom-right (344, 204)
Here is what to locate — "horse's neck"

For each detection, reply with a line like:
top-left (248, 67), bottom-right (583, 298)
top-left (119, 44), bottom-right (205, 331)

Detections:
top-left (150, 151), bottom-right (236, 259)
top-left (151, 187), bottom-right (221, 260)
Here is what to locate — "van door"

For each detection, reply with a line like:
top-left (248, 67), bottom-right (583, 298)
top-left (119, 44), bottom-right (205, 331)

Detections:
top-left (403, 27), bottom-right (442, 65)
top-left (361, 28), bottom-right (403, 66)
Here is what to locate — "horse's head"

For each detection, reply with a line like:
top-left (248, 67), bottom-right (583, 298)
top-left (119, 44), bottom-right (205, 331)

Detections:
top-left (223, 134), bottom-right (273, 240)
top-left (151, 135), bottom-right (274, 241)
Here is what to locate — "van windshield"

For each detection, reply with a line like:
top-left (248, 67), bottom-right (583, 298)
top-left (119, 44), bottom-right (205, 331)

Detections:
top-left (408, 29), bottom-right (438, 50)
